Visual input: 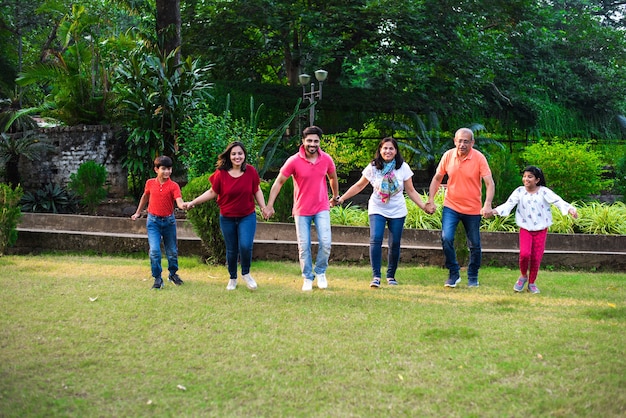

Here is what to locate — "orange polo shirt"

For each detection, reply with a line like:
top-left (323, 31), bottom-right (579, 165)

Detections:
top-left (436, 148), bottom-right (491, 215)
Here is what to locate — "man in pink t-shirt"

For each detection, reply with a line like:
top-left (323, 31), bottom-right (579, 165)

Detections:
top-left (425, 128), bottom-right (495, 289)
top-left (263, 126), bottom-right (339, 291)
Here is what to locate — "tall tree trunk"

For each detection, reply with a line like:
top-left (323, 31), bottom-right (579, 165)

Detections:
top-left (156, 0), bottom-right (181, 65)
top-left (155, 0), bottom-right (181, 153)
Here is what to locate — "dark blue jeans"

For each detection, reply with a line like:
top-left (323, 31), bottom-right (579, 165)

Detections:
top-left (369, 214), bottom-right (405, 279)
top-left (146, 213), bottom-right (178, 279)
top-left (219, 212), bottom-right (257, 280)
top-left (441, 206), bottom-right (482, 282)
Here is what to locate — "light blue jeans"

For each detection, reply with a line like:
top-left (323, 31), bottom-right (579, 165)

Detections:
top-left (146, 213), bottom-right (179, 280)
top-left (294, 210), bottom-right (332, 281)
top-left (441, 206), bottom-right (482, 283)
top-left (219, 212), bottom-right (256, 280)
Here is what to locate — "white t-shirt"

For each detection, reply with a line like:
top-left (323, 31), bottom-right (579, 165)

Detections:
top-left (363, 162), bottom-right (414, 218)
top-left (494, 186), bottom-right (574, 231)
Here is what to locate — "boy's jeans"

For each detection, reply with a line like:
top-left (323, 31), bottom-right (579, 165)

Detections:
top-left (294, 210), bottom-right (331, 281)
top-left (146, 213), bottom-right (178, 279)
top-left (441, 206), bottom-right (482, 282)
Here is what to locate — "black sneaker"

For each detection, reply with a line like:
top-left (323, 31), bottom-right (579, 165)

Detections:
top-left (168, 273), bottom-right (184, 286)
top-left (152, 278), bottom-right (164, 289)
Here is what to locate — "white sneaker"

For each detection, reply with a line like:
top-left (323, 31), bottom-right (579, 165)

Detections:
top-left (302, 279), bottom-right (313, 291)
top-left (242, 273), bottom-right (257, 290)
top-left (315, 273), bottom-right (328, 289)
top-left (226, 279), bottom-right (237, 290)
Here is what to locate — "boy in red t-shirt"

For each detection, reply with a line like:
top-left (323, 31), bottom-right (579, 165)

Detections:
top-left (131, 156), bottom-right (186, 289)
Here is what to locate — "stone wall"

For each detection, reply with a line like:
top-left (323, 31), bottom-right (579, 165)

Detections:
top-left (18, 125), bottom-right (127, 197)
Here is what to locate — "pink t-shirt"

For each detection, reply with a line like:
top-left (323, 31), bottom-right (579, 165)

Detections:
top-left (436, 148), bottom-right (491, 215)
top-left (280, 146), bottom-right (336, 216)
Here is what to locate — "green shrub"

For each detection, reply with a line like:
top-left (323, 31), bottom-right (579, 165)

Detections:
top-left (68, 161), bottom-right (108, 214)
top-left (488, 147), bottom-right (523, 206)
top-left (330, 203), bottom-right (369, 226)
top-left (404, 192), bottom-right (442, 230)
top-left (181, 174), bottom-right (225, 264)
top-left (549, 205), bottom-right (577, 234)
top-left (259, 177), bottom-right (293, 223)
top-left (454, 221), bottom-right (469, 266)
top-left (20, 183), bottom-right (79, 214)
top-left (323, 130), bottom-right (373, 177)
top-left (614, 151), bottom-right (626, 202)
top-left (480, 213), bottom-right (517, 232)
top-left (522, 140), bottom-right (612, 202)
top-left (0, 183), bottom-right (22, 256)
top-left (179, 108), bottom-right (257, 178)
top-left (574, 201), bottom-right (626, 235)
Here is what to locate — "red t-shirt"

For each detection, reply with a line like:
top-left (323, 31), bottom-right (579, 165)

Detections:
top-left (209, 166), bottom-right (261, 217)
top-left (145, 178), bottom-right (182, 217)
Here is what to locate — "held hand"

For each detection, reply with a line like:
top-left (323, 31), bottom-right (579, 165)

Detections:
top-left (262, 206), bottom-right (275, 220)
top-left (424, 202), bottom-right (437, 215)
top-left (482, 209), bottom-right (495, 218)
top-left (480, 205), bottom-right (493, 218)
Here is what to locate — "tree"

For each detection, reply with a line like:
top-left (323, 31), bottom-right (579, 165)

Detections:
top-left (15, 4), bottom-right (116, 124)
top-left (156, 0), bottom-right (181, 64)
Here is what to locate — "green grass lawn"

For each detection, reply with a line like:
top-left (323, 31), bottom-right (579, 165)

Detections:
top-left (1, 254), bottom-right (624, 417)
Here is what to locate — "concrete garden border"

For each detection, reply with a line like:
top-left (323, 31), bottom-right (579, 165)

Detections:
top-left (12, 213), bottom-right (626, 271)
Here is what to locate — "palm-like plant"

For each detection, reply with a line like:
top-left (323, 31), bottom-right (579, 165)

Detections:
top-left (15, 4), bottom-right (113, 125)
top-left (114, 46), bottom-right (213, 196)
top-left (0, 104), bottom-right (54, 188)
top-left (386, 111), bottom-right (452, 177)
top-left (386, 111), bottom-right (503, 176)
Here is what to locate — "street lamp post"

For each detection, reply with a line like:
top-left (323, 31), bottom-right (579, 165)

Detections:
top-left (299, 69), bottom-right (328, 126)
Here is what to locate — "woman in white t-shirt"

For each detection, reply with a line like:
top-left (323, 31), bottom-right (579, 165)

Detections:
top-left (337, 137), bottom-right (431, 288)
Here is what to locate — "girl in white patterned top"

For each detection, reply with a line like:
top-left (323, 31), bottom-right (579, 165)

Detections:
top-left (486, 166), bottom-right (578, 294)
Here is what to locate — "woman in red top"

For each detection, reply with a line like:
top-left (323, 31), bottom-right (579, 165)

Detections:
top-left (187, 141), bottom-right (267, 290)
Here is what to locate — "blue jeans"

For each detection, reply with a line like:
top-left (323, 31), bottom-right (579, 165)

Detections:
top-left (146, 213), bottom-right (179, 279)
top-left (294, 210), bottom-right (331, 281)
top-left (369, 214), bottom-right (405, 279)
top-left (441, 206), bottom-right (482, 282)
top-left (219, 212), bottom-right (257, 280)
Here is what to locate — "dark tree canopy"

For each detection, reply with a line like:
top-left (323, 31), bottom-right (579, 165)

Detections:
top-left (1, 0), bottom-right (626, 137)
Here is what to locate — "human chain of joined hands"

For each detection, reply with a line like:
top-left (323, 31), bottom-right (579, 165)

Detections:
top-left (178, 199), bottom-right (511, 219)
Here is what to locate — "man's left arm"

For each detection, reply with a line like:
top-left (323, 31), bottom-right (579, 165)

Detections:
top-left (327, 170), bottom-right (340, 207)
top-left (481, 174), bottom-right (495, 216)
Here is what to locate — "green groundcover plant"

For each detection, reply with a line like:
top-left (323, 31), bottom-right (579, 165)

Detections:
top-left (328, 191), bottom-right (626, 235)
top-left (0, 255), bottom-right (624, 417)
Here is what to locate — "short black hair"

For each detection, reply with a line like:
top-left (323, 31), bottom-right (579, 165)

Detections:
top-left (154, 155), bottom-right (173, 168)
top-left (302, 125), bottom-right (323, 138)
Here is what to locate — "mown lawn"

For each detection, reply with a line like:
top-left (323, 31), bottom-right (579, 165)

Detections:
top-left (0, 254), bottom-right (624, 417)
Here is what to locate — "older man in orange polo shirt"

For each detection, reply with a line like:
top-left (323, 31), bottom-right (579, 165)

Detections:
top-left (425, 128), bottom-right (495, 288)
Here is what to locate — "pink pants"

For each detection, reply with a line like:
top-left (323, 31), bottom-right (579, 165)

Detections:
top-left (519, 228), bottom-right (548, 283)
